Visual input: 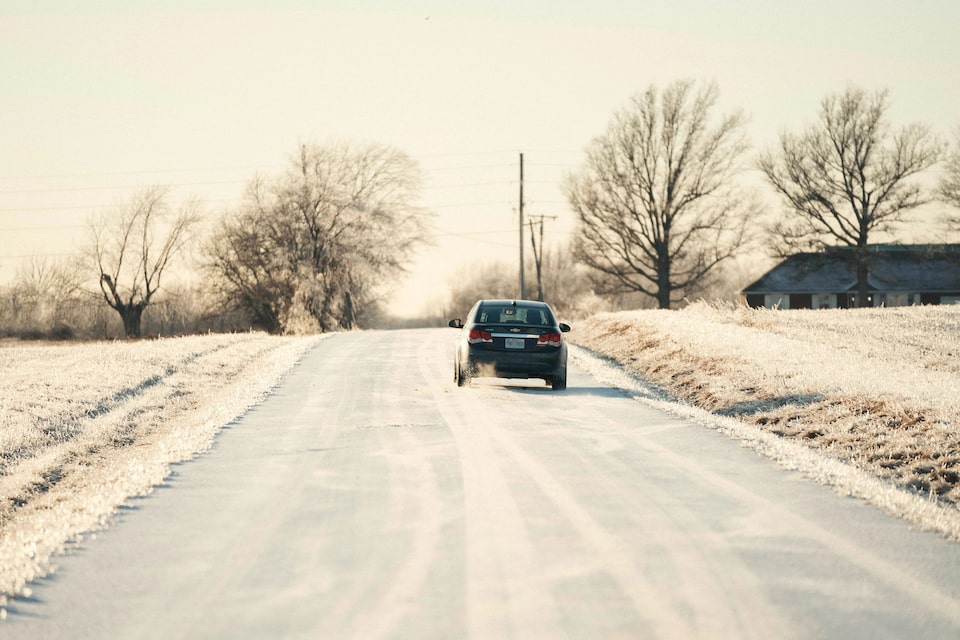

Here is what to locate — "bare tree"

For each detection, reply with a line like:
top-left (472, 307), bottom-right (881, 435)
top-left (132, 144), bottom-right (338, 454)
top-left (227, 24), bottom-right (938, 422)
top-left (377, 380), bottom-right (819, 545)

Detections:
top-left (758, 86), bottom-right (943, 306)
top-left (939, 125), bottom-right (960, 230)
top-left (14, 256), bottom-right (86, 332)
top-left (445, 260), bottom-right (519, 321)
top-left (90, 186), bottom-right (201, 337)
top-left (204, 194), bottom-right (297, 333)
top-left (534, 244), bottom-right (598, 317)
top-left (205, 141), bottom-right (431, 333)
top-left (564, 80), bottom-right (754, 309)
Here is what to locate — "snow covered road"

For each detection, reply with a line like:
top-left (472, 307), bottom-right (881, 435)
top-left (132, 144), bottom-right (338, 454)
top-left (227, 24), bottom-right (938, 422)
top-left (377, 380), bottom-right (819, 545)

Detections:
top-left (5, 329), bottom-right (960, 639)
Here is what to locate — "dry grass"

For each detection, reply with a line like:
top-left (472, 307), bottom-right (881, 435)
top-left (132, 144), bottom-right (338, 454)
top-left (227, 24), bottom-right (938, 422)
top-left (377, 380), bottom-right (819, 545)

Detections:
top-left (0, 333), bottom-right (321, 601)
top-left (570, 302), bottom-right (960, 534)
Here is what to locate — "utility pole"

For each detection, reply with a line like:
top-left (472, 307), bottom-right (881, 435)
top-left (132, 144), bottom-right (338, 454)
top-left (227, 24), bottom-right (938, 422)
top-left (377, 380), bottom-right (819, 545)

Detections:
top-left (519, 152), bottom-right (525, 300)
top-left (527, 214), bottom-right (557, 302)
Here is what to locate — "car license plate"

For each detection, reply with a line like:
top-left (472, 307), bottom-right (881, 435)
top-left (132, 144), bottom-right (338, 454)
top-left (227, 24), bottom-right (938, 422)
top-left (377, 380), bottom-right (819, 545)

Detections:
top-left (505, 337), bottom-right (525, 349)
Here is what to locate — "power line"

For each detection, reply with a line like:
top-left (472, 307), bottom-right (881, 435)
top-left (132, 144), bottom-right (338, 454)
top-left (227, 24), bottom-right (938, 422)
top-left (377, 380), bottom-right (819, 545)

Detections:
top-left (427, 200), bottom-right (515, 210)
top-left (0, 197), bottom-right (523, 215)
top-left (0, 179), bottom-right (247, 195)
top-left (0, 153), bottom-right (573, 232)
top-left (422, 162), bottom-right (515, 172)
top-left (423, 180), bottom-right (516, 190)
top-left (0, 252), bottom-right (81, 260)
top-left (430, 225), bottom-right (516, 237)
top-left (0, 164), bottom-right (283, 182)
top-left (0, 151), bottom-right (527, 183)
top-left (0, 177), bottom-right (523, 196)
top-left (0, 198), bottom-right (246, 214)
top-left (0, 225), bottom-right (86, 232)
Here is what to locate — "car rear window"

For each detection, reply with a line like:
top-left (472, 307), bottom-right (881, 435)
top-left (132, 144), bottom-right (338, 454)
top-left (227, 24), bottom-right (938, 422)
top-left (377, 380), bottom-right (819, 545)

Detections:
top-left (525, 308), bottom-right (545, 324)
top-left (478, 305), bottom-right (553, 325)
top-left (478, 307), bottom-right (509, 323)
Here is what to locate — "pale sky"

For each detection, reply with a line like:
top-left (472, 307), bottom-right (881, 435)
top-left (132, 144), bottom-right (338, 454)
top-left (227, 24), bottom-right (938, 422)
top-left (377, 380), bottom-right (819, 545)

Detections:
top-left (1, 1), bottom-right (958, 317)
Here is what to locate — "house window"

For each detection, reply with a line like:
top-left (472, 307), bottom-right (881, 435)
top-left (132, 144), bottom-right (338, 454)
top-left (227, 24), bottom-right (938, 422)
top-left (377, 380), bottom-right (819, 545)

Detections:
top-left (790, 293), bottom-right (812, 309)
top-left (920, 293), bottom-right (941, 305)
top-left (745, 294), bottom-right (765, 308)
top-left (886, 293), bottom-right (907, 307)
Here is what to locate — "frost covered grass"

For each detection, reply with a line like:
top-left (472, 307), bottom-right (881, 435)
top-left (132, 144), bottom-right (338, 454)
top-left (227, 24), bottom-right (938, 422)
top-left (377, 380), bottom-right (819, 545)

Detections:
top-left (0, 333), bottom-right (321, 601)
top-left (570, 302), bottom-right (960, 541)
top-left (4, 308), bottom-right (959, 607)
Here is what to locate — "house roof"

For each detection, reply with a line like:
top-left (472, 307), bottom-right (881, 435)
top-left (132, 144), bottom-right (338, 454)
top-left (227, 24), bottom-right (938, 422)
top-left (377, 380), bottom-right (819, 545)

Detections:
top-left (742, 244), bottom-right (960, 294)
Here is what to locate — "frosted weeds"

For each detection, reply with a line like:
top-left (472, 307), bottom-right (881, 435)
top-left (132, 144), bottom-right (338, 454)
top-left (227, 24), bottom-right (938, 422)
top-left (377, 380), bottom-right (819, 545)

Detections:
top-left (0, 333), bottom-right (323, 599)
top-left (571, 302), bottom-right (960, 542)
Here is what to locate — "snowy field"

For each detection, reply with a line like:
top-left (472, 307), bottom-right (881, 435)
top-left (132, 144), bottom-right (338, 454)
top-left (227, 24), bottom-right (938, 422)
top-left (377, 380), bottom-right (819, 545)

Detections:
top-left (571, 302), bottom-right (960, 544)
top-left (0, 333), bottom-right (322, 602)
top-left (2, 305), bottom-right (960, 605)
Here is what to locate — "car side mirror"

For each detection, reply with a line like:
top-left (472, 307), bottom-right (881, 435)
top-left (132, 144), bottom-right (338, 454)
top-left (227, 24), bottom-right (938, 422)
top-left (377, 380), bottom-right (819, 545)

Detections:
top-left (559, 322), bottom-right (571, 333)
top-left (448, 319), bottom-right (463, 329)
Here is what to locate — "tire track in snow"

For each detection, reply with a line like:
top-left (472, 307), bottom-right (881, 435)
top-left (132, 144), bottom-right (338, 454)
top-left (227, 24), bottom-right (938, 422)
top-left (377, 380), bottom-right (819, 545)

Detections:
top-left (347, 332), bottom-right (447, 640)
top-left (417, 346), bottom-right (566, 639)
top-left (416, 332), bottom-right (706, 638)
top-left (499, 398), bottom-right (788, 639)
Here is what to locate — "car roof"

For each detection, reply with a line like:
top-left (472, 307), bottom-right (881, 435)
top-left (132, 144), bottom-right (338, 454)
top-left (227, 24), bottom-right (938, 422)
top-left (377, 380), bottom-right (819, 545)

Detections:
top-left (477, 299), bottom-right (551, 307)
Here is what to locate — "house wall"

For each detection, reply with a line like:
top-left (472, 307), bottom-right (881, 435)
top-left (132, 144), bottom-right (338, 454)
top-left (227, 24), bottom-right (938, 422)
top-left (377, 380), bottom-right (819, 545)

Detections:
top-left (877, 293), bottom-right (960, 306)
top-left (743, 291), bottom-right (960, 309)
top-left (761, 292), bottom-right (885, 308)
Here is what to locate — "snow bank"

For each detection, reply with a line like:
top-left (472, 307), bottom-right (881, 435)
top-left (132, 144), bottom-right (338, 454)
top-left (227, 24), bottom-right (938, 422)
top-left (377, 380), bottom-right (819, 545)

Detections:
top-left (570, 302), bottom-right (960, 541)
top-left (0, 333), bottom-right (322, 600)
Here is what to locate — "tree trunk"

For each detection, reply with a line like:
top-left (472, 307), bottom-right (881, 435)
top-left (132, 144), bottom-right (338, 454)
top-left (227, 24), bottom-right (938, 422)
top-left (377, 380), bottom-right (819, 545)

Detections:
top-left (656, 289), bottom-right (671, 309)
top-left (343, 291), bottom-right (356, 330)
top-left (118, 304), bottom-right (144, 338)
top-left (657, 248), bottom-right (672, 309)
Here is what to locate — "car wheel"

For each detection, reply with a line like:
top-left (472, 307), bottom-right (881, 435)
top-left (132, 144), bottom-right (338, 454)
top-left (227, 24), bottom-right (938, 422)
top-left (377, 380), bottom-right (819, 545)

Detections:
top-left (551, 369), bottom-right (567, 391)
top-left (455, 359), bottom-right (469, 387)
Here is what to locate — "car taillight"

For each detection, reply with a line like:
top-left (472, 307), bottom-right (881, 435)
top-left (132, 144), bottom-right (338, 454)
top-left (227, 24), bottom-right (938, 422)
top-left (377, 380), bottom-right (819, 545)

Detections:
top-left (468, 329), bottom-right (493, 344)
top-left (537, 332), bottom-right (562, 347)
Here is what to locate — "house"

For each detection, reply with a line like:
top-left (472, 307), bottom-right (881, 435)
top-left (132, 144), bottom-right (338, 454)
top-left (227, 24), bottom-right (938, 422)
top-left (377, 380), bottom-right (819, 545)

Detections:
top-left (741, 244), bottom-right (960, 309)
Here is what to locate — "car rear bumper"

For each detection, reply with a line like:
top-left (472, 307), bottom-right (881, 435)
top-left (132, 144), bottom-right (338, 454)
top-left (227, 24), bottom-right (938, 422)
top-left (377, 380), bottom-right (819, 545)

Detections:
top-left (464, 345), bottom-right (566, 379)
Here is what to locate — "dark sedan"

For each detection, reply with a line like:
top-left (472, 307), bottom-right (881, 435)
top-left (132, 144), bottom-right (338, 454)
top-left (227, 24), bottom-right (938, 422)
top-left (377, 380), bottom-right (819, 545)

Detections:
top-left (448, 299), bottom-right (571, 390)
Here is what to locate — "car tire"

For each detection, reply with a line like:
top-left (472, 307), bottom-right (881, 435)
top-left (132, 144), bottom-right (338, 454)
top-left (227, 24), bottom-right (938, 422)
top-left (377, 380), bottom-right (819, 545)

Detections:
top-left (551, 369), bottom-right (567, 391)
top-left (455, 360), bottom-right (469, 387)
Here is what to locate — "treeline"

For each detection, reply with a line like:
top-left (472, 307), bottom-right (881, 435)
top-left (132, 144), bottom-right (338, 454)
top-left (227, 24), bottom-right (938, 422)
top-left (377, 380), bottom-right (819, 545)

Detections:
top-left (3, 81), bottom-right (960, 339)
top-left (0, 258), bottom-right (246, 340)
top-left (565, 81), bottom-right (958, 310)
top-left (1, 141), bottom-right (431, 340)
